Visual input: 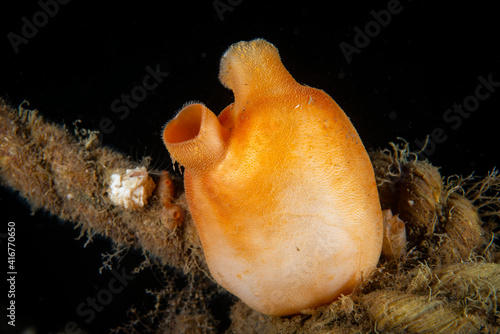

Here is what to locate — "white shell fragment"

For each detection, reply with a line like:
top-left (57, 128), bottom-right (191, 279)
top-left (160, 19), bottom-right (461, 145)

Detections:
top-left (108, 167), bottom-right (155, 209)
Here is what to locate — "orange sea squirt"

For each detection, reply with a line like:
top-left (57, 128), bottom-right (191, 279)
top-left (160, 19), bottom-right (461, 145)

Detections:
top-left (163, 38), bottom-right (383, 316)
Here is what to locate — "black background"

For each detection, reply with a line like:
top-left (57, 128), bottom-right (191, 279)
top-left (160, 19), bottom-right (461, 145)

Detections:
top-left (1, 0), bottom-right (499, 333)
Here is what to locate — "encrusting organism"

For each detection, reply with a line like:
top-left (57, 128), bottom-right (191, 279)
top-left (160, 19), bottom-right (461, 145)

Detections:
top-left (108, 167), bottom-right (156, 210)
top-left (1, 38), bottom-right (500, 332)
top-left (163, 38), bottom-right (384, 316)
top-left (0, 99), bottom-right (203, 275)
top-left (155, 170), bottom-right (184, 230)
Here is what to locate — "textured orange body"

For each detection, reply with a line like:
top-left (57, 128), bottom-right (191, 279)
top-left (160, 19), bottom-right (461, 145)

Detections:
top-left (163, 39), bottom-right (383, 316)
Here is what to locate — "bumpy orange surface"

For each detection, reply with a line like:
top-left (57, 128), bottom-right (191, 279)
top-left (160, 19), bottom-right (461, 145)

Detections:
top-left (163, 39), bottom-right (383, 316)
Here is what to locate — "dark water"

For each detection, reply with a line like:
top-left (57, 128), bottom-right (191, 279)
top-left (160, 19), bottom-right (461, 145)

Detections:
top-left (1, 1), bottom-right (498, 332)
